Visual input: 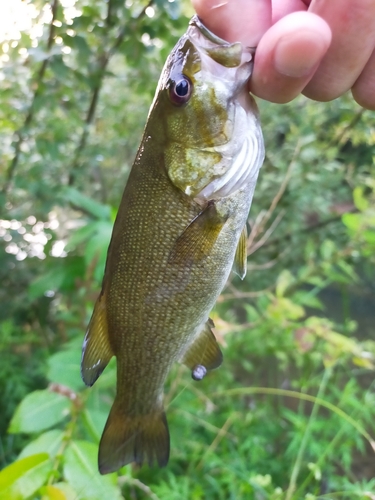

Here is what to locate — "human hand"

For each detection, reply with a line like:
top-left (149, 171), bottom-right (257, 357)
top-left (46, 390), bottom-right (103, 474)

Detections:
top-left (192, 0), bottom-right (375, 110)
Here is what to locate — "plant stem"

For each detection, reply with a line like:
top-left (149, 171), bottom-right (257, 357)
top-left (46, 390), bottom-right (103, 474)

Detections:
top-left (212, 386), bottom-right (375, 447)
top-left (285, 368), bottom-right (332, 500)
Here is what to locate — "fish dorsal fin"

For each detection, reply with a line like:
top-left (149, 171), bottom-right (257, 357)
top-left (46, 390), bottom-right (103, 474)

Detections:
top-left (81, 290), bottom-right (114, 387)
top-left (180, 319), bottom-right (223, 380)
top-left (233, 225), bottom-right (247, 280)
top-left (169, 201), bottom-right (227, 265)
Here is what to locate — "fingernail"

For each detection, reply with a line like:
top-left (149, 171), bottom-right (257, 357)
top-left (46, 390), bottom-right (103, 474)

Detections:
top-left (274, 33), bottom-right (325, 78)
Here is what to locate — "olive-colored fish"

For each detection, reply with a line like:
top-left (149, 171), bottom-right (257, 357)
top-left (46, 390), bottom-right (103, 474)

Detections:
top-left (81, 15), bottom-right (264, 474)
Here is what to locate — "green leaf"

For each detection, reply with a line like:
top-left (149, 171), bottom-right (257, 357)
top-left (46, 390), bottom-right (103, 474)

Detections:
top-left (84, 221), bottom-right (112, 279)
top-left (320, 239), bottom-right (336, 260)
top-left (28, 268), bottom-right (66, 300)
top-left (62, 187), bottom-right (111, 220)
top-left (48, 349), bottom-right (85, 392)
top-left (28, 257), bottom-right (85, 299)
top-left (292, 291), bottom-right (324, 310)
top-left (63, 441), bottom-right (122, 500)
top-left (353, 186), bottom-right (369, 211)
top-left (244, 304), bottom-right (260, 321)
top-left (267, 297), bottom-right (305, 321)
top-left (65, 34), bottom-right (92, 58)
top-left (39, 485), bottom-right (67, 500)
top-left (342, 212), bottom-right (361, 232)
top-left (0, 453), bottom-right (51, 500)
top-left (9, 390), bottom-right (71, 434)
top-left (65, 223), bottom-right (99, 251)
top-left (364, 229), bottom-right (375, 245)
top-left (275, 270), bottom-right (294, 297)
top-left (48, 482), bottom-right (78, 500)
top-left (49, 56), bottom-right (71, 81)
top-left (336, 260), bottom-right (358, 281)
top-left (81, 409), bottom-right (107, 442)
top-left (19, 430), bottom-right (65, 460)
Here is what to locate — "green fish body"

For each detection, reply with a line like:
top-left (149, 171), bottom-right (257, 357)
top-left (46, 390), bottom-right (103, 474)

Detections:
top-left (81, 15), bottom-right (264, 474)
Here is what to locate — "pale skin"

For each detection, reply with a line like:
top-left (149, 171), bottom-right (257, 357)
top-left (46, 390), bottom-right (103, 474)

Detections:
top-left (192, 0), bottom-right (375, 110)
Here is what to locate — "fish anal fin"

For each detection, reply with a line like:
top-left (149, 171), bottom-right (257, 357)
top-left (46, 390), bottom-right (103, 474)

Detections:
top-left (233, 225), bottom-right (247, 280)
top-left (181, 319), bottom-right (223, 379)
top-left (98, 398), bottom-right (170, 474)
top-left (169, 201), bottom-right (227, 265)
top-left (81, 291), bottom-right (113, 387)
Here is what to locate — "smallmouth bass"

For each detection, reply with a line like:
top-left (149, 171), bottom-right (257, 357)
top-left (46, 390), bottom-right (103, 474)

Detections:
top-left (81, 15), bottom-right (264, 474)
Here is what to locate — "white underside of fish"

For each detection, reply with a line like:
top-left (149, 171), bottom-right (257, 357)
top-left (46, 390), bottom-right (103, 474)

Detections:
top-left (194, 92), bottom-right (264, 201)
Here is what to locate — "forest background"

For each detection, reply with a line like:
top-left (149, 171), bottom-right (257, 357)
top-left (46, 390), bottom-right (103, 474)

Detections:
top-left (1, 0), bottom-right (375, 499)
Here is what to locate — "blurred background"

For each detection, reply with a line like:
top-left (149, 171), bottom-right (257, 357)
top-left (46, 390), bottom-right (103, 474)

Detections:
top-left (1, 0), bottom-right (375, 498)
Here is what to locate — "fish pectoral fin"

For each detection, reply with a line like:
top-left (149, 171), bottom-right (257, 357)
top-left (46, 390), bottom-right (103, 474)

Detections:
top-left (99, 398), bottom-right (170, 474)
top-left (169, 201), bottom-right (227, 265)
top-left (181, 318), bottom-right (223, 380)
top-left (81, 290), bottom-right (114, 387)
top-left (233, 225), bottom-right (247, 280)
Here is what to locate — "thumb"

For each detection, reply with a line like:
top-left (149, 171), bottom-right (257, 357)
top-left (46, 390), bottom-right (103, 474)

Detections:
top-left (191, 0), bottom-right (272, 46)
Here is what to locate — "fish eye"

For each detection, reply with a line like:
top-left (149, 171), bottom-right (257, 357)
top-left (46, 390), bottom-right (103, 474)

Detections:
top-left (169, 75), bottom-right (193, 106)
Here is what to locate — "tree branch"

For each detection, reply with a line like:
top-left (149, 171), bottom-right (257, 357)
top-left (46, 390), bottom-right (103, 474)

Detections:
top-left (2, 0), bottom-right (59, 198)
top-left (261, 207), bottom-right (358, 251)
top-left (68, 0), bottom-right (153, 186)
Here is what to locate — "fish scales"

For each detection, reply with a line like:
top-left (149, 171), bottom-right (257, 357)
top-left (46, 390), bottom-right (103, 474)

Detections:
top-left (81, 15), bottom-right (264, 474)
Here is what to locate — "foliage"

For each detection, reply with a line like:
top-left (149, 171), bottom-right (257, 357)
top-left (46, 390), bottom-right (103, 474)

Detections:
top-left (1, 0), bottom-right (375, 499)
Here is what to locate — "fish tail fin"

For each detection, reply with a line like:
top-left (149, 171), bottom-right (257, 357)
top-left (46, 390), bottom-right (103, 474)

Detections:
top-left (98, 397), bottom-right (170, 474)
top-left (81, 291), bottom-right (114, 386)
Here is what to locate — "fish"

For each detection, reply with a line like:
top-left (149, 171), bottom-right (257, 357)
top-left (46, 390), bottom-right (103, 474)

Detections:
top-left (81, 15), bottom-right (265, 474)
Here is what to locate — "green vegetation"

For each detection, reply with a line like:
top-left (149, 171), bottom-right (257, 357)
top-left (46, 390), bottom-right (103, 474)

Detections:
top-left (1, 1), bottom-right (375, 499)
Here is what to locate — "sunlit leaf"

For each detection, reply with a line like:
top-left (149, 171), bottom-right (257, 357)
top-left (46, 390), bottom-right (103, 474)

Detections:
top-left (48, 349), bottom-right (84, 392)
top-left (48, 483), bottom-right (77, 500)
top-left (353, 186), bottom-right (369, 212)
top-left (63, 441), bottom-right (122, 500)
top-left (9, 390), bottom-right (71, 434)
top-left (0, 453), bottom-right (51, 500)
top-left (40, 485), bottom-right (67, 500)
top-left (275, 269), bottom-right (294, 297)
top-left (19, 430), bottom-right (65, 460)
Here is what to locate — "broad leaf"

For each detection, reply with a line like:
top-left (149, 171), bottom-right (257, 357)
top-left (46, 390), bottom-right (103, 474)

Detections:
top-left (47, 482), bottom-right (78, 500)
top-left (81, 409), bottom-right (107, 442)
top-left (62, 187), bottom-right (111, 220)
top-left (63, 441), bottom-right (122, 500)
top-left (0, 453), bottom-right (51, 500)
top-left (48, 349), bottom-right (84, 392)
top-left (39, 485), bottom-right (68, 500)
top-left (9, 390), bottom-right (71, 434)
top-left (19, 430), bottom-right (65, 460)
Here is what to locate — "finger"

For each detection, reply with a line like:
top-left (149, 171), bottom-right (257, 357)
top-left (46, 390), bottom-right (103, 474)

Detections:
top-left (271, 0), bottom-right (307, 24)
top-left (352, 48), bottom-right (375, 110)
top-left (249, 12), bottom-right (331, 103)
top-left (191, 0), bottom-right (272, 46)
top-left (303, 0), bottom-right (375, 101)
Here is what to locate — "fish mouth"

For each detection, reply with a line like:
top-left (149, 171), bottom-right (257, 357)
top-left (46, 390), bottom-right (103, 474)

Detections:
top-left (189, 15), bottom-right (230, 47)
top-left (188, 15), bottom-right (254, 72)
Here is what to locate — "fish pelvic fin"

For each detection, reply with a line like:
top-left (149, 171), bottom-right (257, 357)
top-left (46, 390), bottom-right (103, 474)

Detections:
top-left (181, 318), bottom-right (223, 380)
top-left (99, 398), bottom-right (170, 474)
top-left (233, 225), bottom-right (247, 280)
top-left (81, 290), bottom-right (114, 387)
